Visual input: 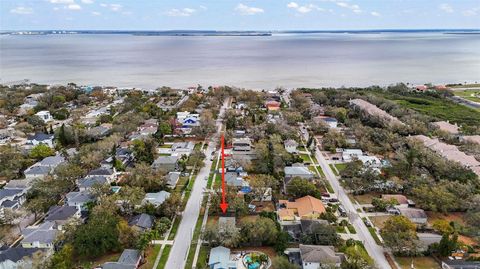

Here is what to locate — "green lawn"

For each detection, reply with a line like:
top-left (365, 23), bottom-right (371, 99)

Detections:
top-left (156, 245), bottom-right (172, 269)
top-left (324, 180), bottom-right (334, 193)
top-left (168, 217), bottom-right (181, 240)
top-left (347, 224), bottom-right (356, 234)
top-left (316, 166), bottom-right (326, 177)
top-left (385, 94), bottom-right (480, 126)
top-left (195, 245), bottom-right (210, 269)
top-left (367, 227), bottom-right (382, 245)
top-left (159, 144), bottom-right (172, 148)
top-left (454, 89), bottom-right (480, 102)
top-left (213, 173), bottom-right (221, 189)
top-left (300, 154), bottom-right (311, 163)
top-left (329, 164), bottom-right (339, 176)
top-left (194, 143), bottom-right (202, 150)
top-left (184, 213), bottom-right (205, 269)
top-left (143, 245), bottom-right (161, 269)
top-left (334, 163), bottom-right (347, 172)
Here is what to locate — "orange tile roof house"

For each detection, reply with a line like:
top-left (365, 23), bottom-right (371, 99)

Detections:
top-left (278, 196), bottom-right (326, 221)
top-left (266, 100), bottom-right (281, 111)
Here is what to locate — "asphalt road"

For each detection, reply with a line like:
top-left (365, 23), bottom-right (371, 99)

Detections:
top-left (165, 98), bottom-right (229, 269)
top-left (313, 140), bottom-right (391, 269)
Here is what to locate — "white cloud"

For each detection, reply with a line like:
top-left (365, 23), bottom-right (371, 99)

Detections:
top-left (100, 3), bottom-right (123, 12)
top-left (370, 11), bottom-right (380, 17)
top-left (439, 3), bottom-right (454, 13)
top-left (91, 11), bottom-right (101, 16)
top-left (287, 2), bottom-right (299, 8)
top-left (110, 4), bottom-right (122, 11)
top-left (199, 5), bottom-right (207, 10)
top-left (81, 0), bottom-right (94, 4)
top-left (49, 0), bottom-right (74, 3)
top-left (287, 2), bottom-right (324, 14)
top-left (166, 8), bottom-right (196, 17)
top-left (235, 3), bottom-right (264, 15)
top-left (463, 7), bottom-right (479, 16)
top-left (336, 2), bottom-right (361, 13)
top-left (66, 3), bottom-right (82, 10)
top-left (10, 6), bottom-right (33, 14)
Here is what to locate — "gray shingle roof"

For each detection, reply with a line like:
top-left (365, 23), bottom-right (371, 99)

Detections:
top-left (28, 133), bottom-right (54, 141)
top-left (284, 166), bottom-right (314, 176)
top-left (21, 230), bottom-right (57, 245)
top-left (78, 176), bottom-right (108, 188)
top-left (299, 244), bottom-right (342, 264)
top-left (167, 172), bottom-right (181, 187)
top-left (45, 206), bottom-right (78, 221)
top-left (0, 247), bottom-right (43, 263)
top-left (144, 191), bottom-right (170, 206)
top-left (88, 167), bottom-right (114, 176)
top-left (153, 155), bottom-right (179, 165)
top-left (24, 166), bottom-right (51, 176)
top-left (38, 155), bottom-right (65, 167)
top-left (118, 249), bottom-right (141, 264)
top-left (66, 191), bottom-right (94, 204)
top-left (0, 189), bottom-right (22, 200)
top-left (129, 213), bottom-right (154, 229)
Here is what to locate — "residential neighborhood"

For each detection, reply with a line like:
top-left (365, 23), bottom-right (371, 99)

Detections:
top-left (0, 82), bottom-right (480, 269)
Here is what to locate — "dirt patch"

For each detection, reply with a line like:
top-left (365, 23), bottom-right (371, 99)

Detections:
top-left (426, 211), bottom-right (467, 226)
top-left (458, 235), bottom-right (478, 246)
top-left (232, 246), bottom-right (278, 259)
top-left (396, 256), bottom-right (441, 269)
top-left (250, 201), bottom-right (275, 212)
top-left (370, 215), bottom-right (391, 229)
top-left (353, 193), bottom-right (380, 204)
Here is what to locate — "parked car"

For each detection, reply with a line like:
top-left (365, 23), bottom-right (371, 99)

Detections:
top-left (364, 218), bottom-right (373, 227)
top-left (338, 205), bottom-right (347, 217)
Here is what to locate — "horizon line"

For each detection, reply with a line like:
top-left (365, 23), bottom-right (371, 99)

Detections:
top-left (2, 28), bottom-right (480, 32)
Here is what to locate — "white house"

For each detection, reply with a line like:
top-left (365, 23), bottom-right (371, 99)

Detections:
top-left (341, 149), bottom-right (364, 162)
top-left (284, 139), bottom-right (298, 154)
top-left (35, 111), bottom-right (53, 123)
top-left (143, 191), bottom-right (170, 206)
top-left (26, 133), bottom-right (55, 148)
top-left (176, 111), bottom-right (200, 127)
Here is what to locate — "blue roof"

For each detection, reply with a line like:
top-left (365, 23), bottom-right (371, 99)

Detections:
top-left (28, 133), bottom-right (54, 141)
top-left (208, 246), bottom-right (231, 269)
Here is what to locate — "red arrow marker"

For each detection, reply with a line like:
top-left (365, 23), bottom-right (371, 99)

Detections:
top-left (220, 134), bottom-right (228, 213)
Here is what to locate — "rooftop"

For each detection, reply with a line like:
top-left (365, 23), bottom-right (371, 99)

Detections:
top-left (45, 206), bottom-right (79, 221)
top-left (349, 98), bottom-right (404, 126)
top-left (278, 195), bottom-right (326, 220)
top-left (299, 244), bottom-right (342, 264)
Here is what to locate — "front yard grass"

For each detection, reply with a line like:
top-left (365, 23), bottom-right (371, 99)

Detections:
top-left (156, 245), bottom-right (172, 269)
top-left (141, 245), bottom-right (161, 269)
top-left (329, 164), bottom-right (339, 176)
top-left (347, 224), bottom-right (356, 234)
top-left (168, 217), bottom-right (181, 240)
top-left (334, 163), bottom-right (347, 172)
top-left (195, 245), bottom-right (211, 269)
top-left (368, 227), bottom-right (382, 245)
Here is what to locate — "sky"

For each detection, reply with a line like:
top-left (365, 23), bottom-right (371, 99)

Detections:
top-left (1, 0), bottom-right (480, 31)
